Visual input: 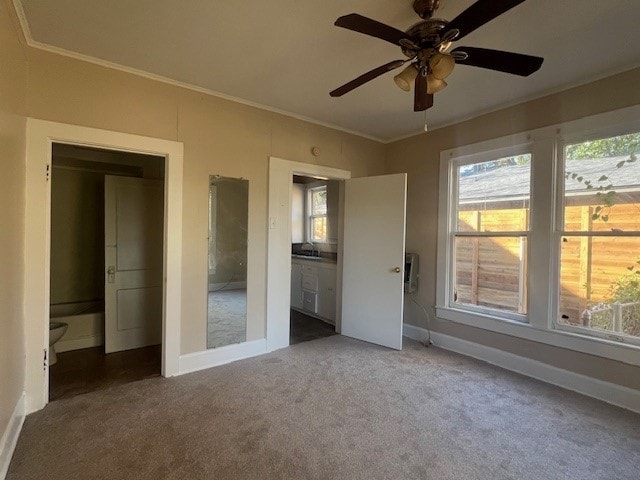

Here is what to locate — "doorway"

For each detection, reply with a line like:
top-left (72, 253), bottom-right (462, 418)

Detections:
top-left (266, 158), bottom-right (350, 352)
top-left (48, 144), bottom-right (165, 401)
top-left (289, 174), bottom-right (339, 345)
top-left (24, 119), bottom-right (183, 413)
top-left (266, 156), bottom-right (408, 354)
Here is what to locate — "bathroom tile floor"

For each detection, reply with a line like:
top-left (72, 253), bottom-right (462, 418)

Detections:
top-left (289, 310), bottom-right (337, 345)
top-left (49, 345), bottom-right (161, 401)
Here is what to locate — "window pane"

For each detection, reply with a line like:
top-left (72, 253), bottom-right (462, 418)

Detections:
top-left (453, 236), bottom-right (528, 314)
top-left (311, 188), bottom-right (327, 215)
top-left (311, 216), bottom-right (326, 242)
top-left (458, 208), bottom-right (529, 233)
top-left (457, 154), bottom-right (531, 232)
top-left (559, 235), bottom-right (640, 338)
top-left (564, 132), bottom-right (640, 232)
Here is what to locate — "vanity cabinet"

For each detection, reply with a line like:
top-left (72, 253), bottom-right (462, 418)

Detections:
top-left (291, 257), bottom-right (336, 324)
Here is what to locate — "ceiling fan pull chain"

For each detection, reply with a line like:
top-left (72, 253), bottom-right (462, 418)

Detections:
top-left (424, 109), bottom-right (429, 132)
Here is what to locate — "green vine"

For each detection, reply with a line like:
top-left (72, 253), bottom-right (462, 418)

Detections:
top-left (565, 153), bottom-right (637, 222)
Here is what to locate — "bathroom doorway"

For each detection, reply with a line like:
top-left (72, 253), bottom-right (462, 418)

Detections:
top-left (48, 143), bottom-right (165, 401)
top-left (24, 119), bottom-right (183, 413)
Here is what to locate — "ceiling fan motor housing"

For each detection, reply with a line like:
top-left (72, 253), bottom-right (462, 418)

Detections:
top-left (401, 18), bottom-right (450, 58)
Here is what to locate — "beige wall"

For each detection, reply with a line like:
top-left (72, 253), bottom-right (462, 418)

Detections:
top-left (24, 46), bottom-right (387, 355)
top-left (0, 0), bottom-right (27, 440)
top-left (326, 179), bottom-right (340, 245)
top-left (50, 167), bottom-right (107, 305)
top-left (386, 67), bottom-right (640, 390)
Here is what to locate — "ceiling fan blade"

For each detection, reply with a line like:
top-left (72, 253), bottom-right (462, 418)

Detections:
top-left (330, 60), bottom-right (406, 97)
top-left (447, 0), bottom-right (526, 41)
top-left (452, 47), bottom-right (543, 76)
top-left (335, 13), bottom-right (415, 46)
top-left (414, 73), bottom-right (434, 112)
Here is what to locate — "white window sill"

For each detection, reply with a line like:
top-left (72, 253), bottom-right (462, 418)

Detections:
top-left (436, 306), bottom-right (640, 367)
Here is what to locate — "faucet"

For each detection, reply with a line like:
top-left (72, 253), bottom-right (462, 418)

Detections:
top-left (301, 241), bottom-right (317, 257)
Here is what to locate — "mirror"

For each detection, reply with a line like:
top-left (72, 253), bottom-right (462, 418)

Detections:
top-left (207, 176), bottom-right (248, 349)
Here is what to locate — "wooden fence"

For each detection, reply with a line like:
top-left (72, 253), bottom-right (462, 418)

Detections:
top-left (456, 209), bottom-right (527, 313)
top-left (561, 203), bottom-right (640, 324)
top-left (455, 204), bottom-right (640, 333)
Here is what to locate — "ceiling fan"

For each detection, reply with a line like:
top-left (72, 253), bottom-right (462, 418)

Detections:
top-left (329, 0), bottom-right (544, 111)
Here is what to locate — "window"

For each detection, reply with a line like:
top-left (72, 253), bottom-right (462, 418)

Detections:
top-left (308, 185), bottom-right (327, 243)
top-left (451, 154), bottom-right (531, 319)
top-left (558, 132), bottom-right (640, 343)
top-left (437, 105), bottom-right (640, 362)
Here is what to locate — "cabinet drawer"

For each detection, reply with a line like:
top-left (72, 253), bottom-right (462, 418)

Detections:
top-left (301, 274), bottom-right (318, 292)
top-left (302, 265), bottom-right (319, 274)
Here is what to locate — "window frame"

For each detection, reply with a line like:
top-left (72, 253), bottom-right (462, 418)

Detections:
top-left (448, 147), bottom-right (533, 322)
top-left (553, 127), bottom-right (640, 347)
top-left (306, 183), bottom-right (328, 243)
top-left (436, 104), bottom-right (640, 367)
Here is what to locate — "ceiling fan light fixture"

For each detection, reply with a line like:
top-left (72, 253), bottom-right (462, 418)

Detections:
top-left (393, 64), bottom-right (419, 92)
top-left (427, 75), bottom-right (447, 94)
top-left (429, 53), bottom-right (455, 79)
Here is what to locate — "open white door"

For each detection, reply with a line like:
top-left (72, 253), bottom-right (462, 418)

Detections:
top-left (105, 176), bottom-right (164, 353)
top-left (341, 173), bottom-right (407, 350)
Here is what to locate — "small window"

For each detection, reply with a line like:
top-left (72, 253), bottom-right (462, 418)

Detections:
top-left (451, 154), bottom-right (532, 318)
top-left (558, 132), bottom-right (640, 342)
top-left (308, 185), bottom-right (327, 243)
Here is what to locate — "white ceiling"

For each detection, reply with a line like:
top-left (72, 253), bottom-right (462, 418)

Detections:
top-left (16, 0), bottom-right (640, 142)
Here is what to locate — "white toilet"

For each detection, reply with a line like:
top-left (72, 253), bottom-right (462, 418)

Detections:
top-left (49, 322), bottom-right (68, 366)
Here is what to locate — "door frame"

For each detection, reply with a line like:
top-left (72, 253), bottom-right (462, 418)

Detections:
top-left (24, 119), bottom-right (183, 413)
top-left (266, 157), bottom-right (350, 352)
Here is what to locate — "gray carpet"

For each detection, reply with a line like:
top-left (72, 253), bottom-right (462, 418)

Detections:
top-left (8, 336), bottom-right (640, 480)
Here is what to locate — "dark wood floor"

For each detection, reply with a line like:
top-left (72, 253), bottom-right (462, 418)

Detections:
top-left (49, 345), bottom-right (161, 402)
top-left (290, 310), bottom-right (336, 345)
top-left (50, 315), bottom-right (333, 401)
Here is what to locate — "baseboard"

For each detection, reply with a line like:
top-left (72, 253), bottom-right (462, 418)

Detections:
top-left (179, 339), bottom-right (267, 375)
top-left (402, 324), bottom-right (640, 414)
top-left (403, 323), bottom-right (430, 344)
top-left (55, 335), bottom-right (104, 353)
top-left (0, 392), bottom-right (25, 480)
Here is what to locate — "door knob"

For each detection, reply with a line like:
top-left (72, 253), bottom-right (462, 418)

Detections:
top-left (107, 266), bottom-right (116, 283)
top-left (394, 267), bottom-right (402, 273)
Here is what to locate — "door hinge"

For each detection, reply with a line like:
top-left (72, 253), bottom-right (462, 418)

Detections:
top-left (43, 348), bottom-right (48, 368)
top-left (45, 164), bottom-right (51, 181)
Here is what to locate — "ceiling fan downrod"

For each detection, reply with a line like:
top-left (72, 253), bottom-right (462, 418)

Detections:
top-left (413, 0), bottom-right (441, 19)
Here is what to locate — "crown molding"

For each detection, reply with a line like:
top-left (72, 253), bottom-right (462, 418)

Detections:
top-left (12, 1), bottom-right (640, 146)
top-left (384, 62), bottom-right (640, 145)
top-left (11, 0), bottom-right (385, 144)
